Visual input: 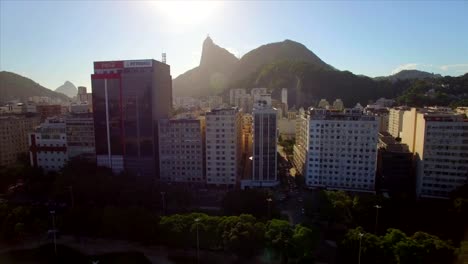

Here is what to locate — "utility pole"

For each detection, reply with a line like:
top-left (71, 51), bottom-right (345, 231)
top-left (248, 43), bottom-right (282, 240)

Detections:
top-left (195, 218), bottom-right (200, 264)
top-left (160, 192), bottom-right (166, 215)
top-left (50, 210), bottom-right (57, 256)
top-left (358, 232), bottom-right (364, 264)
top-left (374, 205), bottom-right (382, 234)
top-left (266, 198), bottom-right (273, 219)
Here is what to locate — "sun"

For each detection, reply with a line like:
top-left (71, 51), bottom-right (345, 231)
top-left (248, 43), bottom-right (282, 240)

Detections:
top-left (151, 1), bottom-right (223, 28)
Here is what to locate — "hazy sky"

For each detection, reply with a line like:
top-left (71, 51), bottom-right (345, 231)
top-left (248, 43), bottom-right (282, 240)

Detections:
top-left (1, 1), bottom-right (467, 90)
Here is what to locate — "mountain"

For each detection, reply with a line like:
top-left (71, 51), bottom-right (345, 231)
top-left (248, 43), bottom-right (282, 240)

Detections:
top-left (173, 36), bottom-right (239, 97)
top-left (172, 38), bottom-right (332, 97)
top-left (231, 39), bottom-right (332, 82)
top-left (375, 70), bottom-right (442, 81)
top-left (0, 71), bottom-right (70, 103)
top-left (55, 81), bottom-right (77, 98)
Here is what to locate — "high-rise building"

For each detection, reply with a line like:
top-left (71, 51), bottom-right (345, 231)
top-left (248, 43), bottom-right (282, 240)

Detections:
top-left (158, 116), bottom-right (205, 183)
top-left (65, 113), bottom-right (95, 161)
top-left (248, 96), bottom-right (278, 188)
top-left (299, 108), bottom-right (379, 192)
top-left (91, 59), bottom-right (172, 177)
top-left (293, 108), bottom-right (308, 175)
top-left (400, 108), bottom-right (468, 198)
top-left (377, 132), bottom-right (414, 196)
top-left (388, 107), bottom-right (409, 138)
top-left (205, 107), bottom-right (242, 187)
top-left (29, 118), bottom-right (68, 171)
top-left (0, 115), bottom-right (40, 167)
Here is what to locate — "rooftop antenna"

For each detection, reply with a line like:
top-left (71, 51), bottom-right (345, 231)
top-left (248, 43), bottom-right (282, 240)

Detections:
top-left (162, 53), bottom-right (166, 64)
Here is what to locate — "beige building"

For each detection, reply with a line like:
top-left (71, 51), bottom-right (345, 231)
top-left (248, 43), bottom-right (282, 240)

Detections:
top-left (401, 108), bottom-right (468, 198)
top-left (205, 108), bottom-right (242, 187)
top-left (158, 116), bottom-right (205, 183)
top-left (388, 107), bottom-right (409, 138)
top-left (0, 115), bottom-right (40, 167)
top-left (293, 108), bottom-right (308, 175)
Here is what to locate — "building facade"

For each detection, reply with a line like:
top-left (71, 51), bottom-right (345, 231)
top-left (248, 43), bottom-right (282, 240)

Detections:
top-left (205, 108), bottom-right (242, 187)
top-left (91, 59), bottom-right (172, 177)
top-left (0, 115), bottom-right (40, 167)
top-left (36, 105), bottom-right (62, 121)
top-left (301, 108), bottom-right (379, 192)
top-left (388, 107), bottom-right (409, 138)
top-left (65, 113), bottom-right (95, 161)
top-left (28, 118), bottom-right (68, 171)
top-left (158, 116), bottom-right (205, 183)
top-left (401, 108), bottom-right (468, 198)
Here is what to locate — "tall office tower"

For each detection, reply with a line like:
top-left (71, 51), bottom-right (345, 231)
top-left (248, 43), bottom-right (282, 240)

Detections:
top-left (401, 108), bottom-right (468, 198)
top-left (301, 108), bottom-right (379, 192)
top-left (158, 116), bottom-right (205, 183)
top-left (248, 96), bottom-right (278, 188)
top-left (29, 118), bottom-right (68, 171)
top-left (0, 115), bottom-right (40, 167)
top-left (281, 88), bottom-right (288, 113)
top-left (388, 107), bottom-right (409, 138)
top-left (205, 107), bottom-right (242, 187)
top-left (65, 113), bottom-right (95, 161)
top-left (318, 99), bottom-right (330, 108)
top-left (91, 59), bottom-right (172, 177)
top-left (332, 99), bottom-right (344, 111)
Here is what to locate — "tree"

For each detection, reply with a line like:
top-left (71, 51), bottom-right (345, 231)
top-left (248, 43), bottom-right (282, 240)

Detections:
top-left (265, 219), bottom-right (293, 262)
top-left (290, 224), bottom-right (318, 262)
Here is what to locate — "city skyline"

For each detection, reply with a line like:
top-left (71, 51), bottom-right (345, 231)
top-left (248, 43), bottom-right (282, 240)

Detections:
top-left (1, 1), bottom-right (468, 90)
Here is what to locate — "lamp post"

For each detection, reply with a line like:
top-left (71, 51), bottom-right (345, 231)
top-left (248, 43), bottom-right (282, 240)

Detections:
top-left (195, 218), bottom-right (200, 264)
top-left (358, 232), bottom-right (364, 264)
top-left (160, 192), bottom-right (166, 215)
top-left (374, 205), bottom-right (382, 234)
top-left (266, 198), bottom-right (273, 219)
top-left (50, 210), bottom-right (57, 256)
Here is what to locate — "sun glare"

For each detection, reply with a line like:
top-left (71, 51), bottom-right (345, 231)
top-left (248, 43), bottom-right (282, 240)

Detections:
top-left (152, 1), bottom-right (223, 28)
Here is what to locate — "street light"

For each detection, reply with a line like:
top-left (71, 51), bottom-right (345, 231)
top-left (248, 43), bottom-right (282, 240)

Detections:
top-left (160, 192), bottom-right (166, 215)
top-left (194, 218), bottom-right (200, 264)
top-left (266, 198), bottom-right (273, 219)
top-left (50, 210), bottom-right (57, 256)
top-left (358, 232), bottom-right (364, 264)
top-left (374, 205), bottom-right (382, 234)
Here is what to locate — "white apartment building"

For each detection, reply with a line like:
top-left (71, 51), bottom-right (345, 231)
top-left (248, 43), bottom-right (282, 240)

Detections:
top-left (205, 107), bottom-right (242, 187)
top-left (29, 118), bottom-right (68, 171)
top-left (388, 107), bottom-right (409, 138)
top-left (158, 116), bottom-right (205, 183)
top-left (300, 108), bottom-right (379, 192)
top-left (230, 89), bottom-right (247, 105)
top-left (251, 88), bottom-right (268, 101)
top-left (401, 108), bottom-right (468, 198)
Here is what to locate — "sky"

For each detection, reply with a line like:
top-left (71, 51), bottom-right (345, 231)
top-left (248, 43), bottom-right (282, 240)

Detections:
top-left (1, 1), bottom-right (467, 90)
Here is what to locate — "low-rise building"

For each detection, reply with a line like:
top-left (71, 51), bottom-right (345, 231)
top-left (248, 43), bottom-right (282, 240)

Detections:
top-left (29, 118), bottom-right (68, 171)
top-left (0, 114), bottom-right (40, 167)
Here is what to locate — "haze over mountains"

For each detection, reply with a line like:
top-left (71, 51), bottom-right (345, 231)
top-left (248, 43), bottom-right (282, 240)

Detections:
top-left (55, 81), bottom-right (77, 98)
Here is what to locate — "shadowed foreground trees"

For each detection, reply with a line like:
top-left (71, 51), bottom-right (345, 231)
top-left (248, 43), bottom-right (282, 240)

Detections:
top-left (341, 227), bottom-right (455, 264)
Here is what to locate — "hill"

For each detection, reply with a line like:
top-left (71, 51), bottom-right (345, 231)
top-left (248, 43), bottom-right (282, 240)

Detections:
top-left (55, 80), bottom-right (77, 98)
top-left (173, 38), bottom-right (332, 97)
top-left (230, 60), bottom-right (401, 107)
top-left (0, 71), bottom-right (70, 103)
top-left (173, 36), bottom-right (239, 97)
top-left (375, 70), bottom-right (442, 81)
top-left (231, 39), bottom-right (332, 82)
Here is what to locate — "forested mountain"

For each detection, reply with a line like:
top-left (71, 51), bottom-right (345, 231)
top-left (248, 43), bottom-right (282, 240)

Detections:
top-left (0, 71), bottom-right (70, 103)
top-left (375, 70), bottom-right (442, 82)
